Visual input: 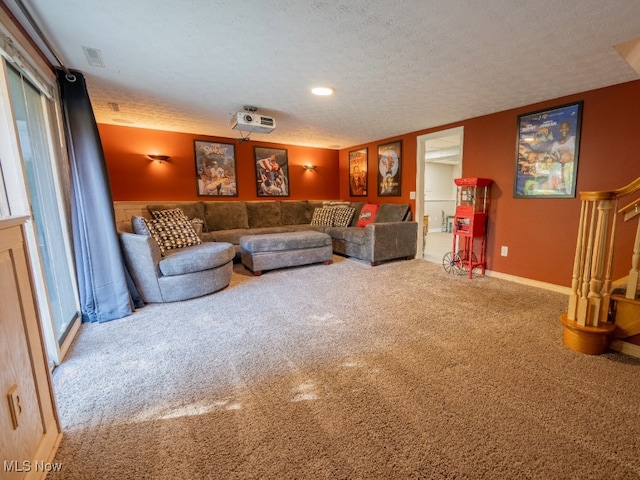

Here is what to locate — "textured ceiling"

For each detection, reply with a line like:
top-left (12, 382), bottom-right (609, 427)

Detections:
top-left (8, 0), bottom-right (640, 149)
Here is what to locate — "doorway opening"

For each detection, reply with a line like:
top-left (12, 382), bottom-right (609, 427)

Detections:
top-left (415, 127), bottom-right (463, 263)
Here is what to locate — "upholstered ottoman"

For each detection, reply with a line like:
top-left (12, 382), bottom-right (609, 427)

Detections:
top-left (240, 231), bottom-right (333, 276)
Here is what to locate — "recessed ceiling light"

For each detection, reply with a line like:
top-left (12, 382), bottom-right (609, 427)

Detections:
top-left (311, 86), bottom-right (335, 96)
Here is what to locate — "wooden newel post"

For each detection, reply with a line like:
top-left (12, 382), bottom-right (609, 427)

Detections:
top-left (560, 191), bottom-right (617, 354)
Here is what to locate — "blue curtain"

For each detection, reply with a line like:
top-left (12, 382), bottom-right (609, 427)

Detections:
top-left (57, 69), bottom-right (140, 322)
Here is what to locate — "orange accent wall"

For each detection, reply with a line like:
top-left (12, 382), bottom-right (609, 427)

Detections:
top-left (100, 124), bottom-right (340, 201)
top-left (101, 80), bottom-right (640, 287)
top-left (339, 80), bottom-right (640, 286)
top-left (339, 140), bottom-right (417, 208)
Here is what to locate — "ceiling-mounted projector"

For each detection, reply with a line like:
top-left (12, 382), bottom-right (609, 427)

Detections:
top-left (231, 112), bottom-right (276, 133)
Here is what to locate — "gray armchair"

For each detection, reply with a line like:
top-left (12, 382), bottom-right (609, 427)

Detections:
top-left (119, 232), bottom-right (235, 303)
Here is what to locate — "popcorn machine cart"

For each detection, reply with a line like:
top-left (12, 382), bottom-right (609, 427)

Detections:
top-left (443, 178), bottom-right (493, 278)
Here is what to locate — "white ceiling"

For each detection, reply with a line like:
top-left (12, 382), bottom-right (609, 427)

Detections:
top-left (7, 0), bottom-right (640, 150)
top-left (426, 134), bottom-right (461, 165)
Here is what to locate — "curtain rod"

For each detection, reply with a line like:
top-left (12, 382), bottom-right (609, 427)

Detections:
top-left (13, 0), bottom-right (75, 81)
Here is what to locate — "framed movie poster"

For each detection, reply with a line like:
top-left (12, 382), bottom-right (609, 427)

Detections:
top-left (194, 140), bottom-right (238, 196)
top-left (378, 141), bottom-right (402, 196)
top-left (254, 146), bottom-right (290, 197)
top-left (514, 101), bottom-right (582, 198)
top-left (349, 148), bottom-right (368, 196)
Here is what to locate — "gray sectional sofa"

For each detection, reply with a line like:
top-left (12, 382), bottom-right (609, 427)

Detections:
top-left (140, 200), bottom-right (418, 266)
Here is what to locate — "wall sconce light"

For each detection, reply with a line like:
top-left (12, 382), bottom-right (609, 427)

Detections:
top-left (147, 154), bottom-right (170, 164)
top-left (303, 163), bottom-right (316, 171)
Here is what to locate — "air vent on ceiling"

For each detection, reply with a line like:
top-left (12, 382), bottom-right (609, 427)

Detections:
top-left (82, 46), bottom-right (104, 68)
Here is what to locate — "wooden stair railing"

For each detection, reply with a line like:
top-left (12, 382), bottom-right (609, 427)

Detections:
top-left (619, 195), bottom-right (640, 300)
top-left (560, 177), bottom-right (640, 355)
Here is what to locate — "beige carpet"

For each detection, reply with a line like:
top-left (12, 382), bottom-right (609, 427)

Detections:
top-left (49, 257), bottom-right (640, 479)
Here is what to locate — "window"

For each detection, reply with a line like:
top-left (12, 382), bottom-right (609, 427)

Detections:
top-left (0, 21), bottom-right (80, 365)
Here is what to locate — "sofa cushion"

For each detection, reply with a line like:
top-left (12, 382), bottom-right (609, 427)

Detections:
top-left (209, 229), bottom-right (254, 246)
top-left (333, 207), bottom-right (356, 227)
top-left (159, 242), bottom-right (235, 276)
top-left (308, 201), bottom-right (324, 213)
top-left (311, 206), bottom-right (336, 226)
top-left (323, 200), bottom-right (350, 207)
top-left (349, 202), bottom-right (366, 227)
top-left (374, 203), bottom-right (409, 223)
top-left (326, 226), bottom-right (367, 245)
top-left (286, 224), bottom-right (327, 233)
top-left (204, 201), bottom-right (249, 231)
top-left (246, 201), bottom-right (282, 228)
top-left (248, 226), bottom-right (293, 235)
top-left (131, 216), bottom-right (152, 236)
top-left (147, 215), bottom-right (202, 255)
top-left (206, 227), bottom-right (293, 247)
top-left (357, 203), bottom-right (379, 228)
top-left (281, 200), bottom-right (310, 225)
top-left (190, 218), bottom-right (204, 237)
top-left (240, 231), bottom-right (332, 253)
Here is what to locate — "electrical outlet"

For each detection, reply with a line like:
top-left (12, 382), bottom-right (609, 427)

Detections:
top-left (501, 246), bottom-right (509, 257)
top-left (7, 384), bottom-right (22, 429)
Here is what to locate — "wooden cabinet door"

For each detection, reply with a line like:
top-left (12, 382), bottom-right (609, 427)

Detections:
top-left (0, 218), bottom-right (60, 479)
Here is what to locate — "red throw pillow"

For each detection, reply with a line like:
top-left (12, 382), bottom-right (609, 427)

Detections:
top-left (357, 203), bottom-right (379, 228)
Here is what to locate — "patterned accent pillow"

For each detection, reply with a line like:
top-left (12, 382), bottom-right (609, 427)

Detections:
top-left (357, 203), bottom-right (379, 228)
top-left (310, 207), bottom-right (336, 226)
top-left (147, 215), bottom-right (202, 255)
top-left (150, 208), bottom-right (189, 221)
top-left (332, 207), bottom-right (356, 227)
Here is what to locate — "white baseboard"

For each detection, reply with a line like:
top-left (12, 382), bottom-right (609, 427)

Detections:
top-left (483, 269), bottom-right (572, 295)
top-left (610, 340), bottom-right (640, 359)
top-left (420, 257), bottom-right (572, 295)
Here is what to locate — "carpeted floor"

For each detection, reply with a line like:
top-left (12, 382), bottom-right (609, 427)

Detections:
top-left (49, 257), bottom-right (640, 479)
